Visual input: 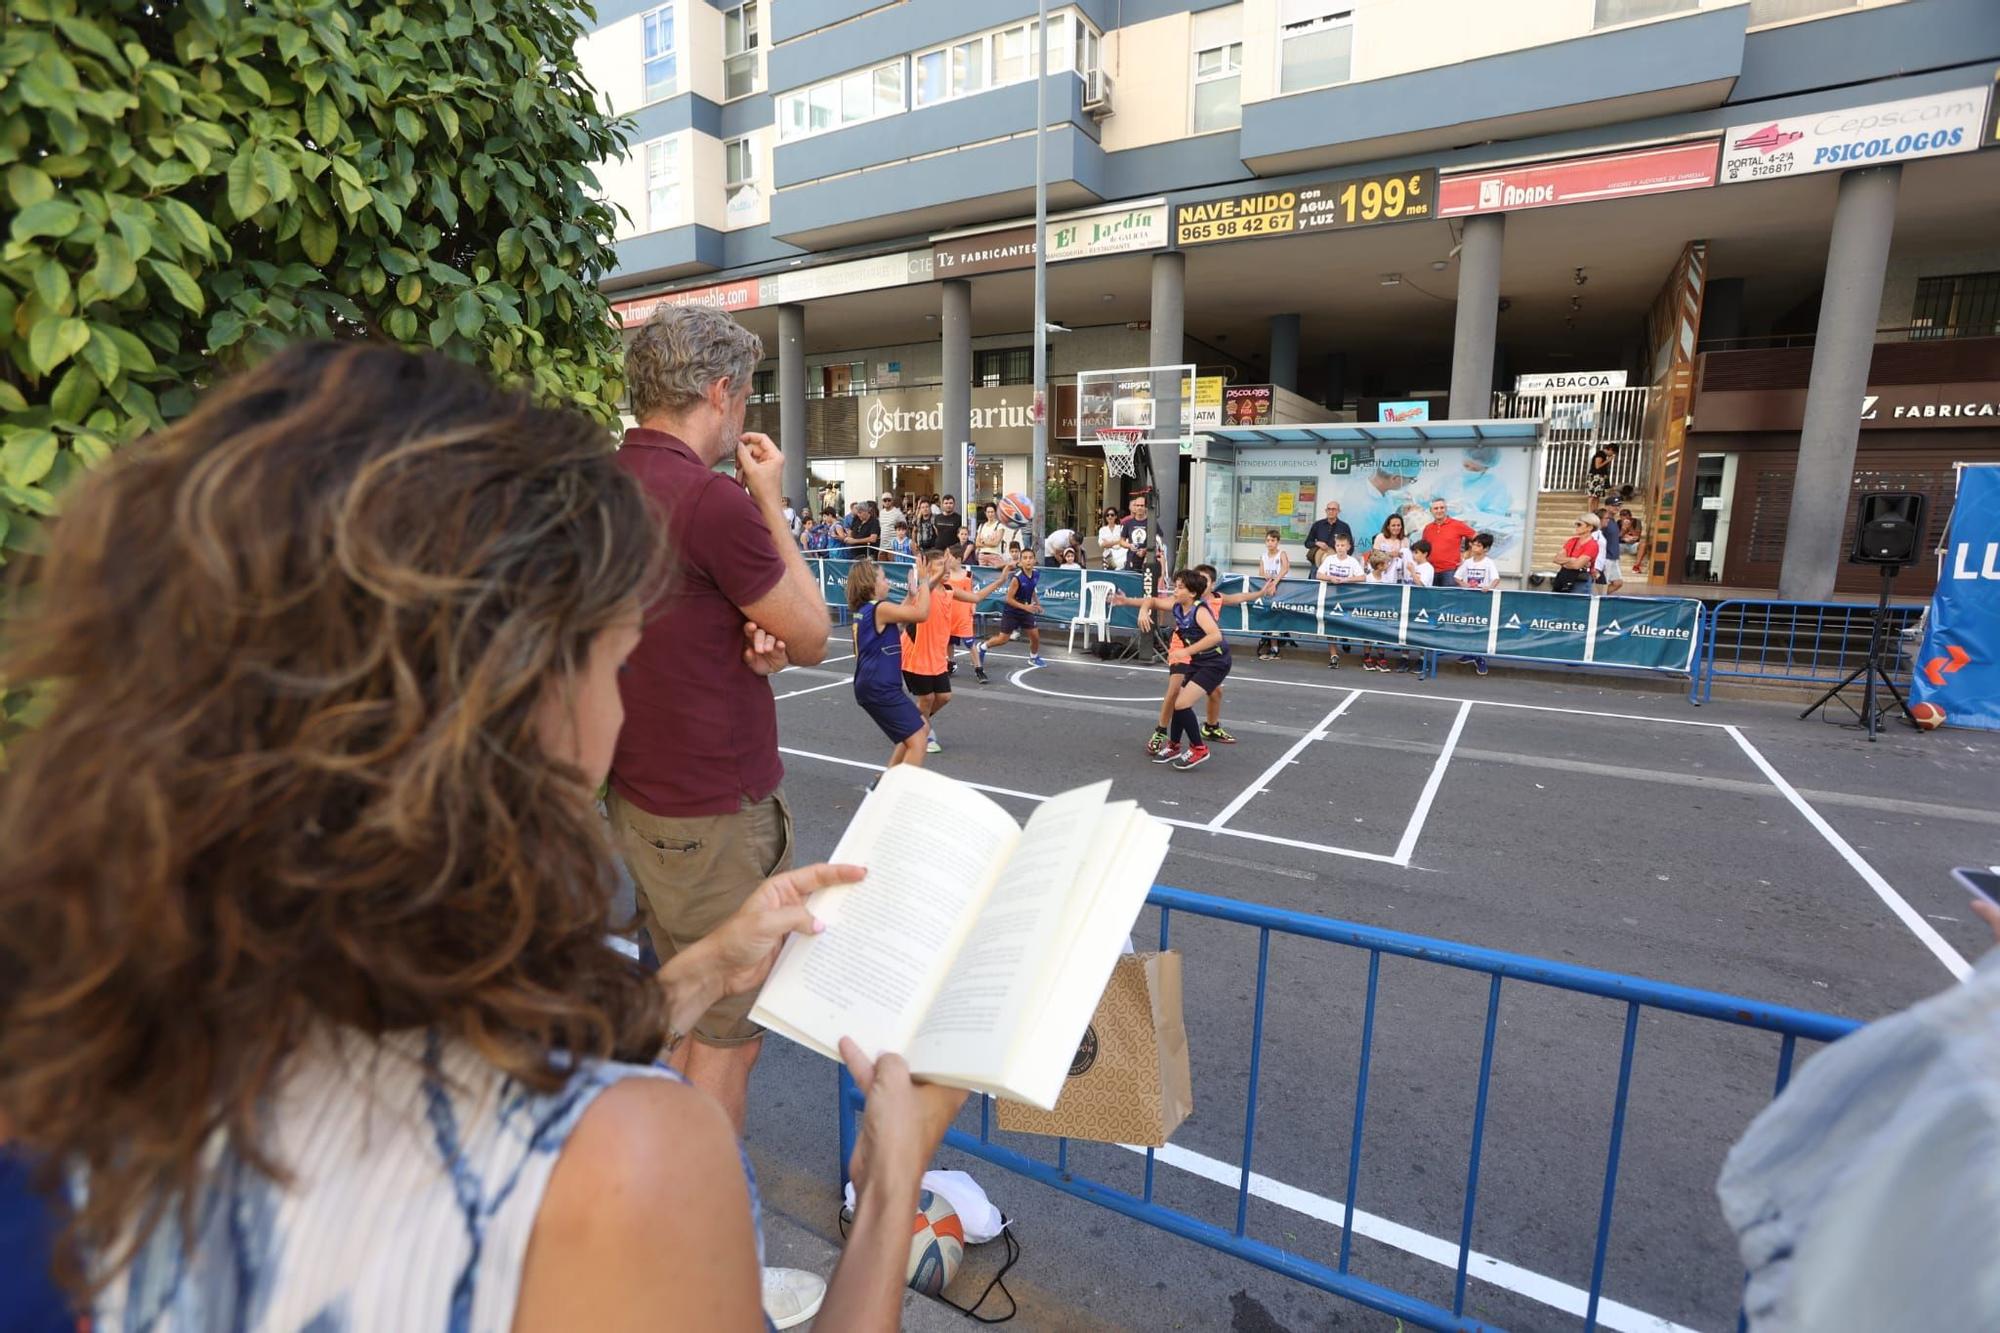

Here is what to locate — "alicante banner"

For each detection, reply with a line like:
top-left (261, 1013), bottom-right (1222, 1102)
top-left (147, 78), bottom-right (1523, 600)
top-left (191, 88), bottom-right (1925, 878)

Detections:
top-left (1910, 464), bottom-right (2000, 731)
top-left (806, 559), bottom-right (1703, 674)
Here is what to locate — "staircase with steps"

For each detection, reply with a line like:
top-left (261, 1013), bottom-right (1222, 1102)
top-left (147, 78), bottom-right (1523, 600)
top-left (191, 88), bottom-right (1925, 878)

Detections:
top-left (1528, 490), bottom-right (1647, 585)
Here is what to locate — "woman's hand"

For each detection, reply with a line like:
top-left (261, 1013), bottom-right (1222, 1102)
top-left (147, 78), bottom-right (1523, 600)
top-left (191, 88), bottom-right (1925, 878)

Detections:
top-left (678, 863), bottom-right (863, 1004)
top-left (840, 1038), bottom-right (968, 1202)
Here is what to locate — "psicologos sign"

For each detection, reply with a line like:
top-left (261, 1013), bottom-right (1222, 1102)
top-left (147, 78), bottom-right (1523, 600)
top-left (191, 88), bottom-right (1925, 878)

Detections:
top-left (1720, 87), bottom-right (1990, 183)
top-left (1515, 370), bottom-right (1629, 393)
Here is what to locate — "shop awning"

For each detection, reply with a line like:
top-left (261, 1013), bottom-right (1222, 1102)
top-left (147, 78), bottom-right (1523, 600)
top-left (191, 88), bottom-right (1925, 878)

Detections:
top-left (1203, 419), bottom-right (1542, 446)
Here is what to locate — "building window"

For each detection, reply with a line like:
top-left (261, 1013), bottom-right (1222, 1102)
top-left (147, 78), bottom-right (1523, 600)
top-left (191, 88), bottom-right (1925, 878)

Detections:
top-left (1192, 42), bottom-right (1242, 133)
top-left (1593, 0), bottom-right (1695, 26)
top-left (913, 12), bottom-right (1089, 110)
top-left (974, 347), bottom-right (1033, 387)
top-left (641, 4), bottom-right (677, 102)
top-left (725, 135), bottom-right (755, 206)
top-left (811, 361), bottom-right (867, 398)
top-left (751, 368), bottom-right (776, 402)
top-left (644, 138), bottom-right (680, 231)
top-left (1911, 271), bottom-right (2000, 340)
top-left (777, 58), bottom-right (905, 140)
top-left (1278, 5), bottom-right (1351, 94)
top-left (723, 2), bottom-right (759, 99)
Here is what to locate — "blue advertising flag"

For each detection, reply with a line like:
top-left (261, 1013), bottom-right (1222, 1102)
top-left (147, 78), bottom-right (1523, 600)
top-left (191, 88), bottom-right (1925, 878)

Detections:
top-left (1911, 464), bottom-right (2000, 731)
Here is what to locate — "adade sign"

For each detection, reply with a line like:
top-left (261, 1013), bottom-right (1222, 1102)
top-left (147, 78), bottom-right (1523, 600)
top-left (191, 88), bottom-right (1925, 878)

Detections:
top-left (1176, 168), bottom-right (1437, 247)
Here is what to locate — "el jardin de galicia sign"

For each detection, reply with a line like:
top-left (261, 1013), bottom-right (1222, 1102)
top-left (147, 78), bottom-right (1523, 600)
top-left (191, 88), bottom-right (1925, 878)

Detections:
top-left (932, 200), bottom-right (1168, 276)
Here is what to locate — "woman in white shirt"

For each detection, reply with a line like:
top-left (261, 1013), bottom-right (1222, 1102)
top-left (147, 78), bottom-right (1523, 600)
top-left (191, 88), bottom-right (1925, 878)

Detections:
top-left (1373, 512), bottom-right (1410, 560)
top-left (1316, 533), bottom-right (1365, 669)
top-left (1096, 508), bottom-right (1128, 571)
top-left (974, 502), bottom-right (1007, 567)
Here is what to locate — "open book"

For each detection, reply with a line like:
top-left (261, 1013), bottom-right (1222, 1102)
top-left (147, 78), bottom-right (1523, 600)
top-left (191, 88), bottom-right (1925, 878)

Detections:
top-left (750, 766), bottom-right (1172, 1109)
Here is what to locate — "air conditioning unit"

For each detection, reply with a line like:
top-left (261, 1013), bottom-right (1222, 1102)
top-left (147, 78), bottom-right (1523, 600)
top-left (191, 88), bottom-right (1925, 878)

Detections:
top-left (1083, 68), bottom-right (1114, 116)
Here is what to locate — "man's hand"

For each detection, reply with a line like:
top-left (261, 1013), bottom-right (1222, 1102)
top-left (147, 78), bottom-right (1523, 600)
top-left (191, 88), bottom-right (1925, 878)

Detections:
top-left (1972, 896), bottom-right (2000, 947)
top-left (697, 862), bottom-right (863, 999)
top-left (735, 431), bottom-right (785, 509)
top-left (743, 622), bottom-right (789, 676)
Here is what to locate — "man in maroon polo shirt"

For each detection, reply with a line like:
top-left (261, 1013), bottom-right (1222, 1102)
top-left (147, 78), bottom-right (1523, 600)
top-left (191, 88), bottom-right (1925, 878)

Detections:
top-left (607, 305), bottom-right (831, 1136)
top-left (1422, 496), bottom-right (1477, 588)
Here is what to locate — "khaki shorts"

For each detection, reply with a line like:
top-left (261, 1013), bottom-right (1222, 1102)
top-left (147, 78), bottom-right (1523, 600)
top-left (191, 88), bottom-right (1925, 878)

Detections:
top-left (608, 789), bottom-right (794, 1047)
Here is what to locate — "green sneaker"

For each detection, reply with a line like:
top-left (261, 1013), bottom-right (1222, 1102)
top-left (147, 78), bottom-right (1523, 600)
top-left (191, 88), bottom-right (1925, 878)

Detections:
top-left (1145, 728), bottom-right (1171, 756)
top-left (1202, 724), bottom-right (1237, 745)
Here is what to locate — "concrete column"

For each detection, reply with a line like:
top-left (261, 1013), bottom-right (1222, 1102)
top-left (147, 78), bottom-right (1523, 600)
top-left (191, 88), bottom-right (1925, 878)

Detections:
top-left (1268, 313), bottom-right (1301, 393)
top-left (1148, 251), bottom-right (1185, 567)
top-left (941, 279), bottom-right (972, 501)
top-left (777, 304), bottom-right (807, 512)
top-left (1448, 214), bottom-right (1505, 419)
top-left (1778, 165), bottom-right (1900, 601)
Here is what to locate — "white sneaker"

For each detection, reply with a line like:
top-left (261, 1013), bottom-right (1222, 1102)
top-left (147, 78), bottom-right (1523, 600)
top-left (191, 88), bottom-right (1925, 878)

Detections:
top-left (763, 1267), bottom-right (827, 1329)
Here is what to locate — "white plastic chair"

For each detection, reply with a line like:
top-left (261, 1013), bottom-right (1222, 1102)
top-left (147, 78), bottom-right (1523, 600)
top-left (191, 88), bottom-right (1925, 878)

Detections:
top-left (1069, 580), bottom-right (1115, 653)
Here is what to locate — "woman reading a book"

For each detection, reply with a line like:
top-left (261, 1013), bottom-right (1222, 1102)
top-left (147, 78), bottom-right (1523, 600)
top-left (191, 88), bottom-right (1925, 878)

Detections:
top-left (0, 343), bottom-right (964, 1331)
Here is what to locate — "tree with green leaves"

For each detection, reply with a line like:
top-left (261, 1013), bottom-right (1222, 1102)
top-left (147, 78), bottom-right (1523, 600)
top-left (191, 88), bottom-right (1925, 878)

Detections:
top-left (0, 0), bottom-right (632, 570)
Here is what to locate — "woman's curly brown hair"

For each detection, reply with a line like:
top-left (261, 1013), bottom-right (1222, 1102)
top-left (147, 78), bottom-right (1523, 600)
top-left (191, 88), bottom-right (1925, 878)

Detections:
top-left (0, 342), bottom-right (669, 1292)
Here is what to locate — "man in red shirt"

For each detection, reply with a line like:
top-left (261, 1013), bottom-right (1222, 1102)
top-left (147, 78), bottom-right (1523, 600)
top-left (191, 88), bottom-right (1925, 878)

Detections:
top-left (608, 306), bottom-right (831, 1137)
top-left (1422, 497), bottom-right (1478, 587)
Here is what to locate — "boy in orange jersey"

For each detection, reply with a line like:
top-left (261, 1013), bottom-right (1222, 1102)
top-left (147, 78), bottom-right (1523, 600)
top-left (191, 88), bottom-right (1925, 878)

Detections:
top-left (905, 550), bottom-right (1004, 753)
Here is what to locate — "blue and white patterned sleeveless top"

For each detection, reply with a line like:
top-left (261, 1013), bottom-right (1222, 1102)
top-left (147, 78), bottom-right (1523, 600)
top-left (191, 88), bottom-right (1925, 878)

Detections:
top-left (90, 1027), bottom-right (763, 1332)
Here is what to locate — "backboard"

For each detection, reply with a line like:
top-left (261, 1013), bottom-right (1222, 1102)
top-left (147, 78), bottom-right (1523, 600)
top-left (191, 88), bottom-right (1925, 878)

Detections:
top-left (1075, 363), bottom-right (1198, 446)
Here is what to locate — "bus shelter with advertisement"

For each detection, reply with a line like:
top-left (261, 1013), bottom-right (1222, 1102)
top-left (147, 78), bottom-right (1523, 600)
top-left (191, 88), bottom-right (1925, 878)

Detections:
top-left (1190, 420), bottom-right (1545, 582)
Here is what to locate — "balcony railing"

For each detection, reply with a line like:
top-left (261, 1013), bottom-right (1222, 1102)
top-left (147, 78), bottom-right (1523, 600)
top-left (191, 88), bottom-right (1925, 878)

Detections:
top-left (1700, 324), bottom-right (2000, 353)
top-left (1492, 386), bottom-right (1653, 492)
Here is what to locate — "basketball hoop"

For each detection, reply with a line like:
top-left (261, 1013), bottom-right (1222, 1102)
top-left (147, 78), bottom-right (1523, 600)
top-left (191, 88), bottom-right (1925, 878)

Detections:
top-left (1095, 427), bottom-right (1143, 478)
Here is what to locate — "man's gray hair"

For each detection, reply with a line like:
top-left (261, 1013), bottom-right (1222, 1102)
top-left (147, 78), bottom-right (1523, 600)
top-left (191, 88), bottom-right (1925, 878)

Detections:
top-left (625, 304), bottom-right (763, 421)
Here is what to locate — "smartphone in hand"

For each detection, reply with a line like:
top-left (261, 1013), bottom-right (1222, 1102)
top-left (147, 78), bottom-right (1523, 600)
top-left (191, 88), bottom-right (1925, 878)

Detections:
top-left (1951, 866), bottom-right (2000, 910)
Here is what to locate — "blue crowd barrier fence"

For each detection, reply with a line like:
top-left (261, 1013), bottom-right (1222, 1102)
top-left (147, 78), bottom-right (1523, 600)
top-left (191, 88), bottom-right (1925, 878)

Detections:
top-left (803, 556), bottom-right (1704, 678)
top-left (836, 885), bottom-right (1859, 1331)
top-left (1696, 597), bottom-right (1926, 704)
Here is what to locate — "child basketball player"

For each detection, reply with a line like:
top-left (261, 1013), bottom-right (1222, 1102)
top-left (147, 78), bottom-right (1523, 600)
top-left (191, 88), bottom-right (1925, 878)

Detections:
top-left (913, 551), bottom-right (1007, 745)
top-left (973, 546), bottom-right (1046, 682)
top-left (845, 560), bottom-right (932, 768)
top-left (1111, 570), bottom-right (1231, 770)
top-left (1136, 565), bottom-right (1272, 752)
top-left (942, 545), bottom-right (978, 672)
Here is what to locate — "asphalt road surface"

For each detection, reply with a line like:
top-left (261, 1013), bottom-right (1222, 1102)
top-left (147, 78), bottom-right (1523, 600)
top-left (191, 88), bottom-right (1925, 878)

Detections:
top-left (738, 639), bottom-right (1998, 1332)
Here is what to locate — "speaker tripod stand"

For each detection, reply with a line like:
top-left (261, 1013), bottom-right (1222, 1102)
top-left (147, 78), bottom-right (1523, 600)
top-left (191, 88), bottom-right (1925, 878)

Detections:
top-left (1798, 563), bottom-right (1912, 741)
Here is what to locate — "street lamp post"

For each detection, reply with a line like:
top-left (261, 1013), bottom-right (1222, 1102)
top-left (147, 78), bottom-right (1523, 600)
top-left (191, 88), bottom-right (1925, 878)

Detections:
top-left (1030, 0), bottom-right (1049, 547)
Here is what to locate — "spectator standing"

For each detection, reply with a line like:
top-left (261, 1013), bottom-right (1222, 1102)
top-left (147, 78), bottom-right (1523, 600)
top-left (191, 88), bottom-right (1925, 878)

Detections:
top-left (1453, 531), bottom-right (1500, 676)
top-left (1557, 515), bottom-right (1601, 594)
top-left (1595, 505), bottom-right (1626, 594)
top-left (1305, 500), bottom-right (1354, 571)
top-left (974, 502), bottom-right (1008, 567)
top-left (1422, 498), bottom-right (1476, 587)
top-left (1097, 507), bottom-right (1129, 570)
top-left (782, 495), bottom-right (799, 538)
top-left (888, 522), bottom-right (915, 559)
top-left (842, 501), bottom-right (881, 557)
top-left (1373, 512), bottom-right (1410, 560)
top-left (1360, 550), bottom-right (1397, 672)
top-left (1120, 494), bottom-right (1163, 582)
top-left (1043, 525), bottom-right (1080, 560)
top-left (803, 506), bottom-right (838, 552)
top-left (878, 493), bottom-right (906, 536)
top-left (926, 492), bottom-right (964, 552)
top-left (1317, 531), bottom-right (1366, 668)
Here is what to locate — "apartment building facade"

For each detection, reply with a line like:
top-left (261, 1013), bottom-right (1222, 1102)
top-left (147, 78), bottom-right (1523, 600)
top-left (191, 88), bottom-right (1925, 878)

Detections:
top-left (578, 0), bottom-right (2000, 596)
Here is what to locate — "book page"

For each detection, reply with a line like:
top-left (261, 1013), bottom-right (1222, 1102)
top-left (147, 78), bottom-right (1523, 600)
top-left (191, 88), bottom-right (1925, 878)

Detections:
top-left (1007, 809), bottom-right (1173, 1109)
top-left (905, 781), bottom-right (1111, 1081)
top-left (750, 766), bottom-right (1021, 1060)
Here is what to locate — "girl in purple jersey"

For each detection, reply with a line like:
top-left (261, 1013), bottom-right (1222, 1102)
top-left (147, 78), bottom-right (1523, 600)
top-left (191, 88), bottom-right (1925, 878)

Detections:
top-left (845, 561), bottom-right (932, 770)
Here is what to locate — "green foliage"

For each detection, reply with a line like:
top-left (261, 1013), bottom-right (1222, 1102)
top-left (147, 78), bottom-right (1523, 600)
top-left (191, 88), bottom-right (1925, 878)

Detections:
top-left (0, 0), bottom-right (633, 572)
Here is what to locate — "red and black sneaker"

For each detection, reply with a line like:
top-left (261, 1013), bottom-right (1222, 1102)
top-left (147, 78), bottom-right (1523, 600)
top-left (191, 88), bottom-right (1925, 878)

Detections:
top-left (1151, 744), bottom-right (1184, 765)
top-left (1172, 744), bottom-right (1211, 771)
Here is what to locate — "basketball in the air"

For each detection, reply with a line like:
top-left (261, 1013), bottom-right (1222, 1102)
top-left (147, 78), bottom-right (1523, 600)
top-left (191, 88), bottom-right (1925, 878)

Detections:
top-left (998, 491), bottom-right (1035, 528)
top-left (906, 1189), bottom-right (965, 1295)
top-left (1911, 702), bottom-right (1946, 731)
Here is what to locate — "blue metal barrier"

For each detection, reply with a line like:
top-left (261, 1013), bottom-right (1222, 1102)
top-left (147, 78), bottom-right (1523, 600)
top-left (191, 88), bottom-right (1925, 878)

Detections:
top-left (836, 884), bottom-right (1858, 1332)
top-left (1697, 598), bottom-right (1925, 704)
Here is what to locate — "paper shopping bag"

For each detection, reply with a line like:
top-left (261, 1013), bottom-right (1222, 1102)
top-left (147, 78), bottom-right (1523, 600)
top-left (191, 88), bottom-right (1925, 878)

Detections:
top-left (996, 951), bottom-right (1192, 1147)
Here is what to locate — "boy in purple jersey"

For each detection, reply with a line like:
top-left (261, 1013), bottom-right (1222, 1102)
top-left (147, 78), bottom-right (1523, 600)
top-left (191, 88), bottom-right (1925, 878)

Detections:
top-left (973, 546), bottom-right (1046, 681)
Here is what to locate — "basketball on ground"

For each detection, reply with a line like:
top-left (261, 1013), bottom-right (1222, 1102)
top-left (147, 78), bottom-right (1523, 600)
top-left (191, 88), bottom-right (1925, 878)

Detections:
top-left (998, 491), bottom-right (1035, 528)
top-left (1910, 701), bottom-right (1946, 731)
top-left (907, 1189), bottom-right (965, 1295)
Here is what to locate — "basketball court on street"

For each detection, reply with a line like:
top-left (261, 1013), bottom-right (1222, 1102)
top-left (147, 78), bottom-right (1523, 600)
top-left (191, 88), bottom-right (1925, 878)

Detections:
top-left (746, 642), bottom-right (1997, 1331)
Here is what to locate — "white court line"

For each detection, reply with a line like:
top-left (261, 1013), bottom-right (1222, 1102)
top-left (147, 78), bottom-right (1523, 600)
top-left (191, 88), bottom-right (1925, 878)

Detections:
top-left (1116, 1142), bottom-right (1693, 1333)
top-left (772, 677), bottom-right (850, 701)
top-left (1393, 700), bottom-right (1472, 867)
top-left (1209, 692), bottom-right (1362, 830)
top-left (779, 652), bottom-right (852, 674)
top-left (1725, 725), bottom-right (1970, 980)
top-left (776, 745), bottom-right (1404, 866)
top-left (980, 649), bottom-right (1729, 729)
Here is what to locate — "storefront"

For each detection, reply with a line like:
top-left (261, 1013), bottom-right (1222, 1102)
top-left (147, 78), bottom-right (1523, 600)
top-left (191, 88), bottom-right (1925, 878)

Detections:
top-left (1193, 421), bottom-right (1543, 578)
top-left (1683, 339), bottom-right (2000, 594)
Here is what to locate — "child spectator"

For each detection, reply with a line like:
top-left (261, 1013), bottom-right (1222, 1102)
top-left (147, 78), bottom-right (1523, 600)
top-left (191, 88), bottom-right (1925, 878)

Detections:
top-left (1392, 539), bottom-right (1434, 675)
top-left (1453, 531), bottom-right (1500, 677)
top-left (1255, 528), bottom-right (1293, 660)
top-left (803, 506), bottom-right (838, 552)
top-left (888, 521), bottom-right (915, 559)
top-left (1361, 549), bottom-right (1396, 672)
top-left (1316, 531), bottom-right (1365, 669)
